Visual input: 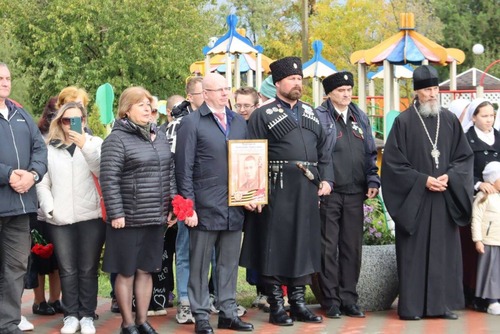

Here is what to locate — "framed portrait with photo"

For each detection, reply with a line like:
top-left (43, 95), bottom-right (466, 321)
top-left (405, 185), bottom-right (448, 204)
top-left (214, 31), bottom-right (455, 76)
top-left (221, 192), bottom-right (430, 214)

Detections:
top-left (228, 139), bottom-right (268, 206)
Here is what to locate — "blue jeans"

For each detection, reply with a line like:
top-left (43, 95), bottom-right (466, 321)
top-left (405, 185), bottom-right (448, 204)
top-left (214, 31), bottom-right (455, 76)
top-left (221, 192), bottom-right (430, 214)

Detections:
top-left (0, 214), bottom-right (30, 334)
top-left (48, 219), bottom-right (105, 318)
top-left (175, 221), bottom-right (190, 303)
top-left (175, 221), bottom-right (217, 304)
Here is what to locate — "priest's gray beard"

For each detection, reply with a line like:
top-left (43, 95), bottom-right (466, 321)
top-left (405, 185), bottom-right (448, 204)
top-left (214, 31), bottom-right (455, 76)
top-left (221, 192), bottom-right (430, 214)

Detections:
top-left (418, 100), bottom-right (441, 117)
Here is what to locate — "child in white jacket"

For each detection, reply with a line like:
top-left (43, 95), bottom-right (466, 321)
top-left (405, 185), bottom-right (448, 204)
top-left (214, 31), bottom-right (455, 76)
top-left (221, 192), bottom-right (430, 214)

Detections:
top-left (472, 161), bottom-right (500, 315)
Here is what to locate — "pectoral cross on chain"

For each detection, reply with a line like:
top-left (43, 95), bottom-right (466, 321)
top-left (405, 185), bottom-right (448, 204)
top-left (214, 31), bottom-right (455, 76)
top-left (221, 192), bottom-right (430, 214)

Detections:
top-left (431, 147), bottom-right (440, 169)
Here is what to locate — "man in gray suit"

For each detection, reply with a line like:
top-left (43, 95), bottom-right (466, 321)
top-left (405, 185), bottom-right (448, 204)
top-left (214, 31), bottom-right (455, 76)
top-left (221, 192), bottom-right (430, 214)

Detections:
top-left (175, 73), bottom-right (254, 334)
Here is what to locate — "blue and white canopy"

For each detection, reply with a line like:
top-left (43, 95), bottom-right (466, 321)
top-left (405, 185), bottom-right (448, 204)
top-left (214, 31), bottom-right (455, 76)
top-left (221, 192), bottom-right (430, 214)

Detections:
top-left (204, 15), bottom-right (258, 55)
top-left (302, 40), bottom-right (337, 79)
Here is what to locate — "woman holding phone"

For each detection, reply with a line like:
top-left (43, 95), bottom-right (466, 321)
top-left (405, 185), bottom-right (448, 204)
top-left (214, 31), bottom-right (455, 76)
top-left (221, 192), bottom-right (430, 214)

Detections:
top-left (100, 87), bottom-right (176, 334)
top-left (36, 102), bottom-right (105, 334)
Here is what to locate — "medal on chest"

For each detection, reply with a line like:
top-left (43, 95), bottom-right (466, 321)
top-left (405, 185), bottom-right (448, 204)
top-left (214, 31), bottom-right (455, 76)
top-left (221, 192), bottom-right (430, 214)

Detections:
top-left (414, 104), bottom-right (441, 169)
top-left (351, 122), bottom-right (364, 139)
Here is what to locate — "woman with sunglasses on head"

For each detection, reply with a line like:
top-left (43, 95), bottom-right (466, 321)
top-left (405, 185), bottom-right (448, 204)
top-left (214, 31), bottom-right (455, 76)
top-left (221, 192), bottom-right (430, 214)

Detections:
top-left (100, 87), bottom-right (176, 334)
top-left (56, 86), bottom-right (89, 109)
top-left (36, 102), bottom-right (105, 334)
top-left (56, 86), bottom-right (94, 135)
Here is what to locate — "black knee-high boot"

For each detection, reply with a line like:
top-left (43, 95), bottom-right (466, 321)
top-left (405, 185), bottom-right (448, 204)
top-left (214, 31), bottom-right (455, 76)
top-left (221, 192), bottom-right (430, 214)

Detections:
top-left (288, 286), bottom-right (323, 323)
top-left (267, 285), bottom-right (293, 326)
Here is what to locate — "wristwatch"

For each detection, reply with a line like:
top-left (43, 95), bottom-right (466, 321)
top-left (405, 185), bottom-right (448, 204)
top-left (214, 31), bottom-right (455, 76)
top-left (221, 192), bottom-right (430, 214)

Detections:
top-left (31, 171), bottom-right (40, 182)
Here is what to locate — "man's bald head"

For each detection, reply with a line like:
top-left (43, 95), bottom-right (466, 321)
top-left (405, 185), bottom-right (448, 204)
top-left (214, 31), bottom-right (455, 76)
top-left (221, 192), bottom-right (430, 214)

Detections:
top-left (202, 73), bottom-right (227, 90)
top-left (202, 73), bottom-right (231, 111)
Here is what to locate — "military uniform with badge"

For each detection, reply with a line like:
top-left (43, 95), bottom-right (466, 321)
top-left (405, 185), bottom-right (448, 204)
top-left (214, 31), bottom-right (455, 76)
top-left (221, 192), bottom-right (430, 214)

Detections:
top-left (314, 71), bottom-right (380, 319)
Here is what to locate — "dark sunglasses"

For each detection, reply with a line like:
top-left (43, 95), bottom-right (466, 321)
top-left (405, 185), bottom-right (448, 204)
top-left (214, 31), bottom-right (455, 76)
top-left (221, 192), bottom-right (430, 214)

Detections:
top-left (61, 116), bottom-right (83, 125)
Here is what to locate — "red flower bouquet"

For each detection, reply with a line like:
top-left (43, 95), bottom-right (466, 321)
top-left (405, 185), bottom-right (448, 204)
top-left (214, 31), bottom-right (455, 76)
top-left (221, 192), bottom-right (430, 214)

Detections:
top-left (31, 229), bottom-right (54, 259)
top-left (172, 195), bottom-right (194, 221)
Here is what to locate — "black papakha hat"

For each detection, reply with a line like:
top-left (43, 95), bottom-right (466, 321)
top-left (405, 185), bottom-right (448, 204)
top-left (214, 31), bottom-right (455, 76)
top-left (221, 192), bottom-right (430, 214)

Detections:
top-left (270, 57), bottom-right (303, 84)
top-left (413, 65), bottom-right (439, 90)
top-left (322, 71), bottom-right (354, 94)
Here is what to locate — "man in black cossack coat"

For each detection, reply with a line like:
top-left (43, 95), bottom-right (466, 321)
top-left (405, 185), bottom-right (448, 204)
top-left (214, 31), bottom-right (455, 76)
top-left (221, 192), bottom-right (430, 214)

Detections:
top-left (240, 56), bottom-right (333, 327)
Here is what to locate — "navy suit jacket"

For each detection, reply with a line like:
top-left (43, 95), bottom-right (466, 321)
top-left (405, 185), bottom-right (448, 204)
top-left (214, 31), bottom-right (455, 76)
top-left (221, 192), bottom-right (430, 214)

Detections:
top-left (175, 102), bottom-right (247, 230)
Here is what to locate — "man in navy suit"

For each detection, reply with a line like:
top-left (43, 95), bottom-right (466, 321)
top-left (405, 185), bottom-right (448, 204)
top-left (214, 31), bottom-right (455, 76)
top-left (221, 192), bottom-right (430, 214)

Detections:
top-left (175, 73), bottom-right (254, 334)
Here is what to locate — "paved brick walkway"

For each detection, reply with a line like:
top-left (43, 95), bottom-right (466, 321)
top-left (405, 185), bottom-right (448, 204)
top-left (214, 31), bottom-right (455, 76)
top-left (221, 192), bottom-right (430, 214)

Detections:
top-left (21, 290), bottom-right (500, 333)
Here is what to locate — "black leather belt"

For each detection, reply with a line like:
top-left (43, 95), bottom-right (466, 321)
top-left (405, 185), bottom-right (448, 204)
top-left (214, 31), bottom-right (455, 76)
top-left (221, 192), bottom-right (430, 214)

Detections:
top-left (269, 160), bottom-right (318, 167)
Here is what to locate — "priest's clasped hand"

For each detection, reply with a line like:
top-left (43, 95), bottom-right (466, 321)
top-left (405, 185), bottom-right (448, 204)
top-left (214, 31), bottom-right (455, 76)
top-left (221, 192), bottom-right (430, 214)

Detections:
top-left (426, 174), bottom-right (448, 192)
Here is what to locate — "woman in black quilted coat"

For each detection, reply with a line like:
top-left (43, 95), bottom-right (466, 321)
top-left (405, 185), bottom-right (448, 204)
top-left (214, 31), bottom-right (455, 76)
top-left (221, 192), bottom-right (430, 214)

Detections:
top-left (100, 87), bottom-right (176, 334)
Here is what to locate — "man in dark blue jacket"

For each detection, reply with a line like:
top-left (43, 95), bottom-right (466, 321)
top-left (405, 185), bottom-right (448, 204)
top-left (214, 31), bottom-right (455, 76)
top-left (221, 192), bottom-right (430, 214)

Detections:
top-left (175, 73), bottom-right (253, 334)
top-left (315, 71), bottom-right (379, 319)
top-left (0, 62), bottom-right (47, 333)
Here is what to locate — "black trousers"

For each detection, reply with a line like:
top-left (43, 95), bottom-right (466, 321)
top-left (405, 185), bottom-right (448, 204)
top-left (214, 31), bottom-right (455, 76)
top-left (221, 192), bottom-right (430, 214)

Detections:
top-left (261, 275), bottom-right (312, 287)
top-left (319, 192), bottom-right (365, 308)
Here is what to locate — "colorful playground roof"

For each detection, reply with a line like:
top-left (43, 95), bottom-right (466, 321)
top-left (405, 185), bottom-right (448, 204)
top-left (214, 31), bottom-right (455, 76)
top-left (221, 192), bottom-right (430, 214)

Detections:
top-left (350, 13), bottom-right (465, 66)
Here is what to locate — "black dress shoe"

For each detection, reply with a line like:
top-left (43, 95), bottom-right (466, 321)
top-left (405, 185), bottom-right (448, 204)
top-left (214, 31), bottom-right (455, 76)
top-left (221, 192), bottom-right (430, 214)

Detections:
top-left (32, 301), bottom-right (56, 315)
top-left (136, 321), bottom-right (158, 334)
top-left (289, 307), bottom-right (323, 323)
top-left (48, 300), bottom-right (64, 314)
top-left (325, 305), bottom-right (341, 319)
top-left (269, 309), bottom-right (293, 326)
top-left (195, 320), bottom-right (214, 334)
top-left (399, 315), bottom-right (421, 321)
top-left (440, 311), bottom-right (458, 320)
top-left (120, 325), bottom-right (140, 334)
top-left (218, 317), bottom-right (254, 331)
top-left (341, 304), bottom-right (365, 318)
top-left (110, 298), bottom-right (120, 313)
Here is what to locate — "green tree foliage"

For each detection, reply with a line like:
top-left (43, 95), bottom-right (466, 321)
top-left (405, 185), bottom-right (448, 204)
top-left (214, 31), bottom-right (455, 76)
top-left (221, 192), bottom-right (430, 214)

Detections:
top-left (216, 0), bottom-right (310, 60)
top-left (217, 0), bottom-right (288, 45)
top-left (388, 0), bottom-right (444, 42)
top-left (87, 105), bottom-right (108, 139)
top-left (0, 0), bottom-right (217, 116)
top-left (310, 0), bottom-right (396, 73)
top-left (217, 0), bottom-right (445, 78)
top-left (0, 31), bottom-right (35, 113)
top-left (432, 0), bottom-right (499, 78)
top-left (310, 0), bottom-right (444, 72)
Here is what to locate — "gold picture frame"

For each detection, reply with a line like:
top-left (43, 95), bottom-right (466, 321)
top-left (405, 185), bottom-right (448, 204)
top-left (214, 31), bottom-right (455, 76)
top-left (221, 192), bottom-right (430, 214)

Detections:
top-left (228, 139), bottom-right (268, 206)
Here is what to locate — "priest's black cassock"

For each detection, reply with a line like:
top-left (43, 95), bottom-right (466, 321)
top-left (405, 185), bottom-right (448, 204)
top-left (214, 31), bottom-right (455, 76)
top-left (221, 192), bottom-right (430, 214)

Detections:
top-left (381, 103), bottom-right (473, 318)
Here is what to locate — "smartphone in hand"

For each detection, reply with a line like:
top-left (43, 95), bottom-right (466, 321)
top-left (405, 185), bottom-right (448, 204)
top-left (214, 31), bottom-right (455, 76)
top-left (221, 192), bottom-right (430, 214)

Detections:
top-left (69, 117), bottom-right (82, 134)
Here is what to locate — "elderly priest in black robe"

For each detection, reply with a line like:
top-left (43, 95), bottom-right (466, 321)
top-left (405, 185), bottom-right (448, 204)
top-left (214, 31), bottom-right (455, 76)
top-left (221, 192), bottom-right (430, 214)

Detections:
top-left (381, 65), bottom-right (473, 321)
